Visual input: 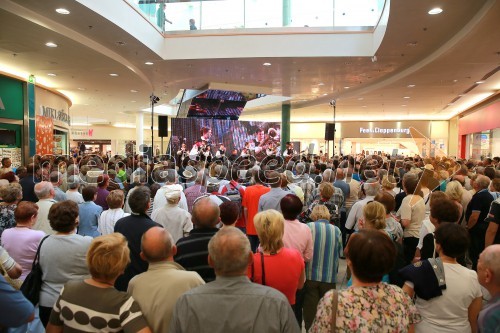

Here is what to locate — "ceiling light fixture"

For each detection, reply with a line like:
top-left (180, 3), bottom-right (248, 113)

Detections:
top-left (145, 62), bottom-right (154, 65)
top-left (344, 86), bottom-right (350, 89)
top-left (45, 42), bottom-right (58, 48)
top-left (358, 97), bottom-right (364, 100)
top-left (318, 83), bottom-right (325, 86)
top-left (130, 89), bottom-right (138, 93)
top-left (401, 104), bottom-right (407, 107)
top-left (428, 8), bottom-right (443, 15)
top-left (55, 8), bottom-right (70, 14)
top-left (475, 80), bottom-right (485, 84)
top-left (77, 87), bottom-right (86, 91)
top-left (47, 73), bottom-right (57, 76)
top-left (403, 96), bottom-right (410, 99)
top-left (109, 73), bottom-right (119, 77)
top-left (407, 84), bottom-right (416, 88)
top-left (263, 62), bottom-right (272, 66)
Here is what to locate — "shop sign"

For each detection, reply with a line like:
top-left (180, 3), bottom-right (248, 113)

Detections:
top-left (359, 127), bottom-right (410, 135)
top-left (39, 105), bottom-right (70, 125)
top-left (342, 121), bottom-right (431, 138)
top-left (71, 128), bottom-right (94, 138)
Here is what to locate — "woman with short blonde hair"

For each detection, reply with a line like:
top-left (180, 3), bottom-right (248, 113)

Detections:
top-left (310, 205), bottom-right (330, 222)
top-left (254, 209), bottom-right (285, 254)
top-left (249, 210), bottom-right (305, 306)
top-left (46, 233), bottom-right (151, 333)
top-left (87, 233), bottom-right (130, 281)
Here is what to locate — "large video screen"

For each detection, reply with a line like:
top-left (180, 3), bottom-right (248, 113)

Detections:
top-left (185, 90), bottom-right (265, 120)
top-left (170, 118), bottom-right (281, 159)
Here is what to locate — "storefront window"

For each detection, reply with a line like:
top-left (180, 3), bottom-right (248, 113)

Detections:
top-left (469, 130), bottom-right (492, 160)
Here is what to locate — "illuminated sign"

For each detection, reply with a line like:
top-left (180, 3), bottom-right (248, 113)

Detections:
top-left (359, 127), bottom-right (410, 135)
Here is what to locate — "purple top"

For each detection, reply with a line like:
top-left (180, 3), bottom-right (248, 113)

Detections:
top-left (95, 187), bottom-right (110, 210)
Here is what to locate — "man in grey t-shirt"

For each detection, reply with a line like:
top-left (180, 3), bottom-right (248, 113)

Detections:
top-left (169, 227), bottom-right (300, 333)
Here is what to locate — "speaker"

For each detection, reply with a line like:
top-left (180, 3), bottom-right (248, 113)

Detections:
top-left (325, 123), bottom-right (336, 140)
top-left (158, 115), bottom-right (168, 137)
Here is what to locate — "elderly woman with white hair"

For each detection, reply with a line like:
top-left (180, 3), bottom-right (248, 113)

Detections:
top-left (345, 178), bottom-right (381, 232)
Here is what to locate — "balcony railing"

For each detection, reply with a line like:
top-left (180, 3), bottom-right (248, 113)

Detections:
top-left (128, 0), bottom-right (386, 33)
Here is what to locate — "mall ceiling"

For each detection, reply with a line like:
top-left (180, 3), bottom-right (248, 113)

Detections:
top-left (0, 0), bottom-right (499, 126)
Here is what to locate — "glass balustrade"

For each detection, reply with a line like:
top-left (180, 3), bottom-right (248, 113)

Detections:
top-left (127, 0), bottom-right (385, 33)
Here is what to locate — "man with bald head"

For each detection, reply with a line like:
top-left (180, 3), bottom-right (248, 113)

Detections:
top-left (169, 227), bottom-right (300, 333)
top-left (128, 227), bottom-right (204, 333)
top-left (174, 197), bottom-right (220, 282)
top-left (466, 175), bottom-right (495, 269)
top-left (477, 245), bottom-right (500, 332)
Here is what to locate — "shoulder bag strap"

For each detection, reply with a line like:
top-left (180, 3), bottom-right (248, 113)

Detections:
top-left (32, 235), bottom-right (50, 269)
top-left (330, 289), bottom-right (339, 333)
top-left (260, 251), bottom-right (266, 286)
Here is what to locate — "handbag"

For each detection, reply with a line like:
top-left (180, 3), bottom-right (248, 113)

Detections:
top-left (250, 252), bottom-right (266, 285)
top-left (20, 235), bottom-right (50, 305)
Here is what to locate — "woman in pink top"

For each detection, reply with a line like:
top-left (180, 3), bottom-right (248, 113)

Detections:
top-left (1, 201), bottom-right (46, 280)
top-left (248, 209), bottom-right (305, 306)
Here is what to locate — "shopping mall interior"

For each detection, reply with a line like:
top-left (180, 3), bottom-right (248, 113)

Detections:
top-left (0, 0), bottom-right (499, 165)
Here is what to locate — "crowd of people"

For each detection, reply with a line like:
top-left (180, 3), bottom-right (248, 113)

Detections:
top-left (0, 152), bottom-right (499, 332)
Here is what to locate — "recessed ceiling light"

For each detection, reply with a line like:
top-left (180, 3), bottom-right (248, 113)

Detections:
top-left (475, 80), bottom-right (485, 84)
top-left (45, 42), bottom-right (58, 48)
top-left (131, 101), bottom-right (136, 103)
top-left (55, 8), bottom-right (70, 14)
top-left (144, 62), bottom-right (154, 65)
top-left (428, 8), bottom-right (443, 15)
top-left (458, 94), bottom-right (464, 97)
top-left (263, 62), bottom-right (272, 66)
top-left (403, 96), bottom-right (410, 99)
top-left (358, 97), bottom-right (364, 100)
top-left (323, 93), bottom-right (328, 96)
top-left (407, 84), bottom-right (416, 88)
top-left (47, 73), bottom-right (57, 76)
top-left (109, 73), bottom-right (119, 77)
top-left (401, 104), bottom-right (407, 107)
top-left (318, 83), bottom-right (325, 86)
top-left (77, 87), bottom-right (86, 91)
top-left (344, 86), bottom-right (350, 89)
top-left (361, 106), bottom-right (367, 108)
top-left (130, 89), bottom-right (138, 93)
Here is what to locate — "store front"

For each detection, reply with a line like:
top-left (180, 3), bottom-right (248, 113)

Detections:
top-left (458, 100), bottom-right (500, 159)
top-left (0, 75), bottom-right (24, 167)
top-left (35, 86), bottom-right (71, 156)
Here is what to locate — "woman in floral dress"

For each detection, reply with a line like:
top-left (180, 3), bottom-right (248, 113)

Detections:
top-left (309, 229), bottom-right (420, 332)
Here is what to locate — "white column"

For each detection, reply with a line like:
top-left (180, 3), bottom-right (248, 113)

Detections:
top-left (135, 112), bottom-right (144, 154)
